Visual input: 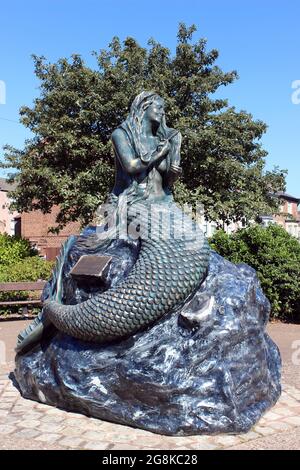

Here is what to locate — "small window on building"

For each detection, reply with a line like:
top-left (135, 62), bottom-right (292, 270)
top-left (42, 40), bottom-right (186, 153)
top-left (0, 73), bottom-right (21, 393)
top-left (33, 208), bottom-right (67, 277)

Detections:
top-left (288, 202), bottom-right (293, 215)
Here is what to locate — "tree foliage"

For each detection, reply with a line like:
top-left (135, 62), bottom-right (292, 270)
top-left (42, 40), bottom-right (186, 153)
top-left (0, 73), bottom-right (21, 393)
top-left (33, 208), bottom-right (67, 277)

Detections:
top-left (1, 24), bottom-right (286, 230)
top-left (210, 224), bottom-right (300, 320)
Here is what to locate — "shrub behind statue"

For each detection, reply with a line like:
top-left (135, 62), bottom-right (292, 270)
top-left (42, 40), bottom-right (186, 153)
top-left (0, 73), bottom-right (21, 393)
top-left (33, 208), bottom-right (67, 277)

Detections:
top-left (210, 224), bottom-right (300, 321)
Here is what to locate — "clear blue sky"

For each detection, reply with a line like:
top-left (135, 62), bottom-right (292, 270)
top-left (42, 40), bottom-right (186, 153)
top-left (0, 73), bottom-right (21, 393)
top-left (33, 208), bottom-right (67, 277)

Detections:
top-left (0, 0), bottom-right (299, 195)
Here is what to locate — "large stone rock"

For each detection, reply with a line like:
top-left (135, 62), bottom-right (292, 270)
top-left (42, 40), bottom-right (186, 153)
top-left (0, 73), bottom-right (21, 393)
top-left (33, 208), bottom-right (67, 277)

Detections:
top-left (14, 251), bottom-right (281, 436)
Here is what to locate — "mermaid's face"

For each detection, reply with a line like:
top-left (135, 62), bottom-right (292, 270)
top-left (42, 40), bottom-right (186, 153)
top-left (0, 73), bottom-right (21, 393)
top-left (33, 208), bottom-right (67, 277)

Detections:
top-left (144, 97), bottom-right (165, 124)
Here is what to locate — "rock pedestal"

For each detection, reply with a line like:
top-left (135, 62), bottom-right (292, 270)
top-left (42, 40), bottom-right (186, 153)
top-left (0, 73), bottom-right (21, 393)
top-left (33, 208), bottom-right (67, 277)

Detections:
top-left (15, 252), bottom-right (281, 436)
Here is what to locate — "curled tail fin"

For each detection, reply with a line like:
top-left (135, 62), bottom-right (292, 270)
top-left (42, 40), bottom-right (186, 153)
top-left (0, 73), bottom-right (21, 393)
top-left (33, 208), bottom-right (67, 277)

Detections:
top-left (16, 236), bottom-right (77, 354)
top-left (16, 311), bottom-right (51, 353)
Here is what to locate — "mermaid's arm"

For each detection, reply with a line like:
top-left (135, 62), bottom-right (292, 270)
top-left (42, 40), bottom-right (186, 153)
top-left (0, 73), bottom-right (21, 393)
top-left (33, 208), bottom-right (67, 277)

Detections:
top-left (164, 131), bottom-right (183, 186)
top-left (112, 128), bottom-right (169, 175)
top-left (112, 129), bottom-right (147, 175)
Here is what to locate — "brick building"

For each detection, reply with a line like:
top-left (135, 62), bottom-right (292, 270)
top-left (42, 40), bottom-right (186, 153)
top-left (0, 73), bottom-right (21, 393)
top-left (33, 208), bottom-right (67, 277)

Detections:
top-left (21, 206), bottom-right (81, 259)
top-left (1, 178), bottom-right (81, 259)
top-left (0, 178), bottom-right (20, 236)
top-left (261, 192), bottom-right (300, 240)
top-left (275, 192), bottom-right (300, 239)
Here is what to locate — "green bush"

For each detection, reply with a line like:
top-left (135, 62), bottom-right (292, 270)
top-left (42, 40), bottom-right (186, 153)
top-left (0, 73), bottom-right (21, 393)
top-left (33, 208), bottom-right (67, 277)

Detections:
top-left (0, 256), bottom-right (54, 315)
top-left (0, 256), bottom-right (54, 282)
top-left (210, 224), bottom-right (300, 321)
top-left (0, 233), bottom-right (37, 266)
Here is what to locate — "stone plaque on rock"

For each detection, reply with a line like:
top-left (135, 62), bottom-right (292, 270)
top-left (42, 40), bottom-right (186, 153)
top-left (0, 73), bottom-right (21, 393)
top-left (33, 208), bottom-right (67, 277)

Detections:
top-left (70, 255), bottom-right (112, 280)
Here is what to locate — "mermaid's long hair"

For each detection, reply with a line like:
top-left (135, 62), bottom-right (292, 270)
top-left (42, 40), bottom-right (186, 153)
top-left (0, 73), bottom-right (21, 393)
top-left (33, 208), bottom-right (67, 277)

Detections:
top-left (119, 91), bottom-right (168, 163)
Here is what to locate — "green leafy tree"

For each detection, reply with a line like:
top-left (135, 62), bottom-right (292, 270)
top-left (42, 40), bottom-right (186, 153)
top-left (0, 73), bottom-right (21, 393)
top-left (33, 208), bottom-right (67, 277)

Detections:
top-left (1, 24), bottom-right (286, 230)
top-left (210, 224), bottom-right (300, 320)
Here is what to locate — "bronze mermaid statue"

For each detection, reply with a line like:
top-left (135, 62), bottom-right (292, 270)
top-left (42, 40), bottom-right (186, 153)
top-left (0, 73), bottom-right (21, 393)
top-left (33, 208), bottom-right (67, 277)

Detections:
top-left (16, 91), bottom-right (210, 350)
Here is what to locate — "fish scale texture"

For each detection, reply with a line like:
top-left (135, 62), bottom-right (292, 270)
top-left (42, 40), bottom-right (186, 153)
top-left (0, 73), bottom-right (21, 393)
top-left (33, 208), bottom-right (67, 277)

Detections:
top-left (15, 252), bottom-right (281, 435)
top-left (43, 202), bottom-right (210, 342)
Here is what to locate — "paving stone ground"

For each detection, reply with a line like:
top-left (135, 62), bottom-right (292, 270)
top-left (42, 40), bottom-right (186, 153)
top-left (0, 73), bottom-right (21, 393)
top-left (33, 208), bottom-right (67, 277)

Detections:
top-left (0, 320), bottom-right (299, 450)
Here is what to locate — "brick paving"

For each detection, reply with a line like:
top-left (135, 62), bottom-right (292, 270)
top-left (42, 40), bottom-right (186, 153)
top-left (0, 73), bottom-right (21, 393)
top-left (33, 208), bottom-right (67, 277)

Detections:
top-left (0, 321), bottom-right (299, 450)
top-left (0, 367), bottom-right (299, 450)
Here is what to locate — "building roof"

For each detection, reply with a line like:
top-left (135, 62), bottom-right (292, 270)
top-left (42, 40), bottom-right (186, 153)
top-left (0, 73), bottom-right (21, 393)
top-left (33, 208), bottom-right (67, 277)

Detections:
top-left (275, 191), bottom-right (300, 203)
top-left (0, 177), bottom-right (17, 192)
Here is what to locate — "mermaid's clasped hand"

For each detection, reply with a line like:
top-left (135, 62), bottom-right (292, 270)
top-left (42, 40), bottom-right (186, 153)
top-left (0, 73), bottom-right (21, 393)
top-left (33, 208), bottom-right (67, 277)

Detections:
top-left (157, 139), bottom-right (170, 157)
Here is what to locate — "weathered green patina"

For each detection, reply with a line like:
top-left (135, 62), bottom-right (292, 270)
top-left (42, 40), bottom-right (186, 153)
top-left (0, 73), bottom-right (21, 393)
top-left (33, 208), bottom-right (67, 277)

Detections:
top-left (17, 92), bottom-right (210, 348)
